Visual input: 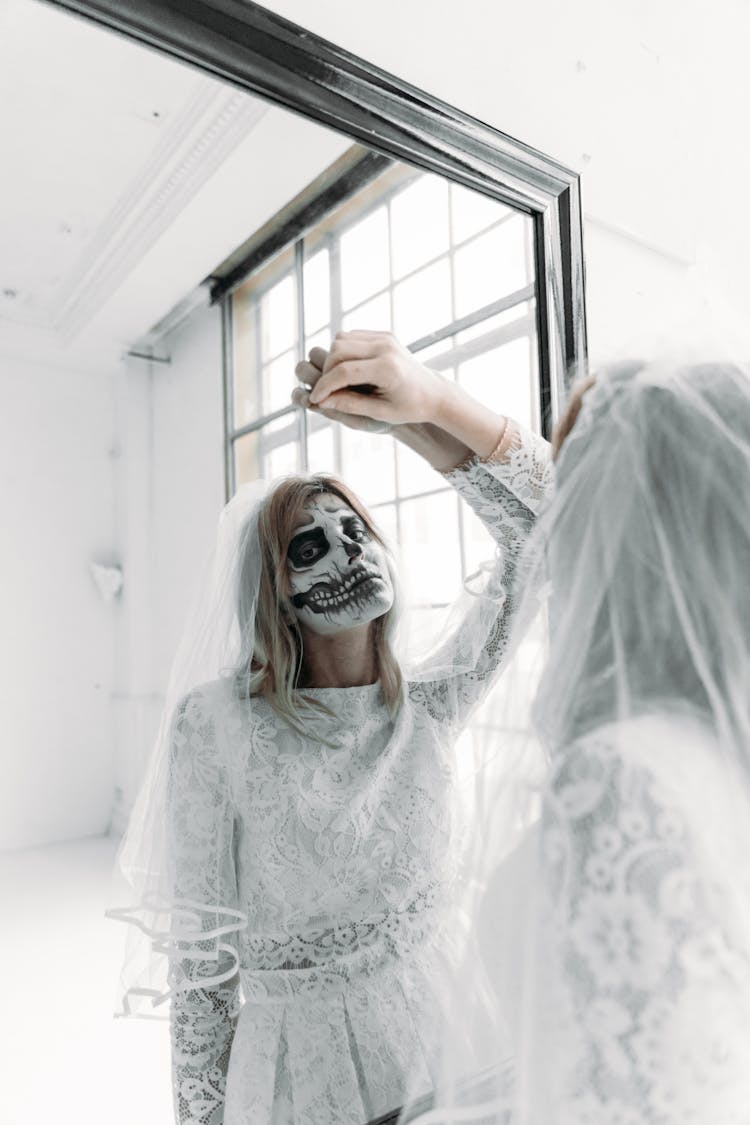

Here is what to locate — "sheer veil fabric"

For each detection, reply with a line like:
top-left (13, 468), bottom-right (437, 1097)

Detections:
top-left (106, 480), bottom-right (268, 1016)
top-left (106, 442), bottom-right (549, 1030)
top-left (408, 360), bottom-right (750, 1124)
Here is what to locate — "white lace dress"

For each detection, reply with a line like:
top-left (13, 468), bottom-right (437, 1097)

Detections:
top-left (522, 712), bottom-right (750, 1124)
top-left (167, 425), bottom-right (553, 1125)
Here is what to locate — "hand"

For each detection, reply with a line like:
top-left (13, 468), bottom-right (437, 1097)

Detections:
top-left (551, 375), bottom-right (597, 461)
top-left (306, 330), bottom-right (447, 425)
top-left (293, 347), bottom-right (392, 434)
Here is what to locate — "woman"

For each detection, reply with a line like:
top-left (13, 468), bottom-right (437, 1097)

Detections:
top-left (421, 359), bottom-right (750, 1124)
top-left (111, 331), bottom-right (553, 1125)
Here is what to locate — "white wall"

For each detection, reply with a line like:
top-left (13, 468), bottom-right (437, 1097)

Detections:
top-left (108, 305), bottom-right (226, 830)
top-left (150, 303), bottom-right (226, 694)
top-left (0, 354), bottom-right (117, 850)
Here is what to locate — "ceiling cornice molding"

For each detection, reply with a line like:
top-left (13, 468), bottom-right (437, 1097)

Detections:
top-left (16, 81), bottom-right (265, 345)
top-left (55, 82), bottom-right (267, 341)
top-left (1, 81), bottom-right (267, 345)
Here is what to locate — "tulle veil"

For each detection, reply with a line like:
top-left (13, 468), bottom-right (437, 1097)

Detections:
top-left (105, 328), bottom-right (750, 1123)
top-left (105, 455), bottom-right (542, 1023)
top-left (405, 355), bottom-right (750, 1124)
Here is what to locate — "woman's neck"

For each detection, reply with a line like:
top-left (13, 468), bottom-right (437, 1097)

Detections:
top-left (297, 622), bottom-right (378, 688)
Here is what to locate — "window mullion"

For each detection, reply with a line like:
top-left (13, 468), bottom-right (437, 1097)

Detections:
top-left (330, 231), bottom-right (344, 476)
top-left (295, 239), bottom-right (309, 472)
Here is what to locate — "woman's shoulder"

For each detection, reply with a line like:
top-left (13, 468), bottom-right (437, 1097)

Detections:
top-left (567, 711), bottom-right (719, 770)
top-left (172, 677), bottom-right (237, 727)
top-left (554, 710), bottom-right (743, 828)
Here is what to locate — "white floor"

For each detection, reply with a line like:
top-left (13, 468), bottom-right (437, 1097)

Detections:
top-left (1, 835), bottom-right (173, 1125)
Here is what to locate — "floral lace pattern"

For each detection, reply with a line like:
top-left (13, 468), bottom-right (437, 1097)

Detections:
top-left (533, 715), bottom-right (750, 1124)
top-left (410, 425), bottom-right (552, 730)
top-left (168, 425), bottom-right (552, 1124)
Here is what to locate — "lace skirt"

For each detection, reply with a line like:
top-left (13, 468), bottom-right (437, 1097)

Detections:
top-left (224, 951), bottom-right (443, 1125)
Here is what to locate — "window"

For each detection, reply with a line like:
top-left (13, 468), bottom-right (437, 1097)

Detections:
top-left (226, 160), bottom-right (539, 609)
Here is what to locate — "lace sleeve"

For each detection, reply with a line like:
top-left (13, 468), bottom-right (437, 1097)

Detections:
top-left (167, 688), bottom-right (241, 1125)
top-left (534, 721), bottom-right (750, 1124)
top-left (409, 423), bottom-right (552, 727)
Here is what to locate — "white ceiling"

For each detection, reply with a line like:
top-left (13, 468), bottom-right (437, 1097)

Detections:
top-left (0, 0), bottom-right (350, 369)
top-left (7, 0), bottom-right (749, 372)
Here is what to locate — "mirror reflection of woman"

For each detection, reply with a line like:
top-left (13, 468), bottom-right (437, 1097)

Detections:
top-left (112, 331), bottom-right (553, 1125)
top-left (421, 359), bottom-right (750, 1125)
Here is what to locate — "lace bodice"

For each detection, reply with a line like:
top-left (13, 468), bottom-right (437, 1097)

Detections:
top-left (168, 425), bottom-right (552, 1125)
top-left (528, 713), bottom-right (750, 1124)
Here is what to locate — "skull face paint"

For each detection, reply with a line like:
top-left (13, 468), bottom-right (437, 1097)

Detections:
top-left (286, 497), bottom-right (394, 636)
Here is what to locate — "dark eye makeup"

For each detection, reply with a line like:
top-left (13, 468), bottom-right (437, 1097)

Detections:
top-left (287, 527), bottom-right (328, 569)
top-left (342, 515), bottom-right (370, 543)
top-left (287, 513), bottom-right (372, 569)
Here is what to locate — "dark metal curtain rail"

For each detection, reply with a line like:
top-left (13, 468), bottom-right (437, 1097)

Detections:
top-left (210, 150), bottom-right (395, 303)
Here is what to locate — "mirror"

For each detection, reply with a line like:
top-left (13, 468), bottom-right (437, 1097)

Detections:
top-left (1, 2), bottom-right (585, 1123)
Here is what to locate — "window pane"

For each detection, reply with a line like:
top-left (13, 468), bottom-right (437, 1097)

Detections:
top-left (261, 274), bottom-right (297, 359)
top-left (341, 291), bottom-right (391, 333)
top-left (369, 502), bottom-right (398, 555)
top-left (413, 339), bottom-right (453, 366)
top-left (396, 441), bottom-right (444, 499)
top-left (263, 349), bottom-right (296, 414)
top-left (454, 216), bottom-right (530, 317)
top-left (304, 248), bottom-right (330, 335)
top-left (234, 431), bottom-right (260, 487)
top-left (258, 413), bottom-right (299, 480)
top-left (451, 182), bottom-right (513, 244)
top-left (393, 258), bottom-right (452, 345)
top-left (232, 297), bottom-right (260, 428)
top-left (340, 207), bottom-right (390, 311)
top-left (339, 428), bottom-right (396, 507)
top-left (306, 421), bottom-right (336, 474)
top-left (304, 326), bottom-right (332, 360)
top-left (391, 176), bottom-right (450, 279)
top-left (455, 300), bottom-right (533, 346)
top-left (399, 491), bottom-right (461, 605)
top-left (457, 338), bottom-right (535, 431)
top-left (266, 439), bottom-right (299, 480)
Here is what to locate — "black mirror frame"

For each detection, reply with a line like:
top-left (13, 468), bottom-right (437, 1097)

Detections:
top-left (46, 0), bottom-right (587, 436)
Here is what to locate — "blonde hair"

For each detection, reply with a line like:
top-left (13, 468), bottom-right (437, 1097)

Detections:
top-left (235, 474), bottom-right (403, 730)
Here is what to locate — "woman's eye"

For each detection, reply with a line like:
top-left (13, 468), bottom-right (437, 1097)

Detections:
top-left (300, 545), bottom-right (319, 563)
top-left (350, 527), bottom-right (367, 542)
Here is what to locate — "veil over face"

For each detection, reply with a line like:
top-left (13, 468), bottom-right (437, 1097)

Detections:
top-left (408, 359), bottom-right (750, 1125)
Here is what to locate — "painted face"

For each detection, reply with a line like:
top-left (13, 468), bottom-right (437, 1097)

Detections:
top-left (286, 496), bottom-right (394, 636)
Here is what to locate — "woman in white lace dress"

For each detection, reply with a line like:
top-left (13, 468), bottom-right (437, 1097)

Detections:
top-left (114, 331), bottom-right (553, 1125)
top-left (425, 360), bottom-right (750, 1125)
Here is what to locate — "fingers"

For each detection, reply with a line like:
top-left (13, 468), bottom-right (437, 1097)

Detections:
top-left (309, 359), bottom-right (377, 405)
top-left (291, 383), bottom-right (390, 433)
top-left (308, 346), bottom-right (328, 370)
top-left (322, 336), bottom-right (382, 376)
top-left (295, 359), bottom-right (323, 391)
top-left (291, 385), bottom-right (311, 408)
top-left (316, 389), bottom-right (389, 420)
top-left (295, 346), bottom-right (328, 390)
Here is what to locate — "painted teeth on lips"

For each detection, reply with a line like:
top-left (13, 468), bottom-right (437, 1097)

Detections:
top-left (308, 569), bottom-right (378, 608)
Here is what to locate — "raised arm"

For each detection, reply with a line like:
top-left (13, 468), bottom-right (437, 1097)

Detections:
top-left (410, 422), bottom-right (551, 725)
top-left (293, 330), bottom-right (510, 472)
top-left (293, 332), bottom-right (552, 727)
top-left (167, 687), bottom-right (242, 1125)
